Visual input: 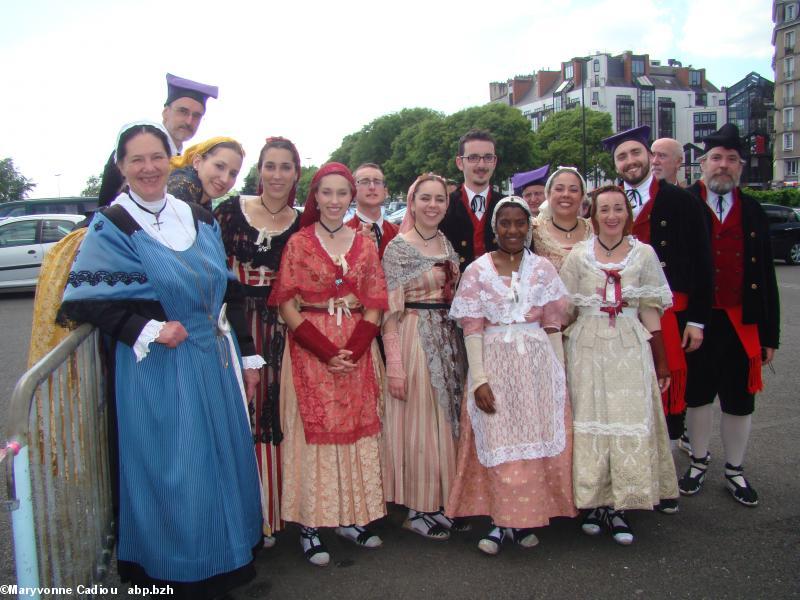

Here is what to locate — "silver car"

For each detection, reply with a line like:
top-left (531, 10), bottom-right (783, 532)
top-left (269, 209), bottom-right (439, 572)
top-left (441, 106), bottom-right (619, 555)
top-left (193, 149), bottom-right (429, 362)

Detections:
top-left (0, 214), bottom-right (84, 291)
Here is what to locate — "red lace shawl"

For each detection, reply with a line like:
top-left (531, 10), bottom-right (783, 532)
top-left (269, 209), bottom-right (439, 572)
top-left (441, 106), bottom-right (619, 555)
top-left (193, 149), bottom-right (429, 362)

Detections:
top-left (269, 226), bottom-right (388, 443)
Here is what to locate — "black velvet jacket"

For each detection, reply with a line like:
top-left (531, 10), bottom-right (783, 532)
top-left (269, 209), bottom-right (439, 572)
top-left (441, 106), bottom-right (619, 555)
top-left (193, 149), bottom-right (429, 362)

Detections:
top-left (687, 182), bottom-right (780, 349)
top-left (439, 185), bottom-right (502, 271)
top-left (646, 181), bottom-right (714, 327)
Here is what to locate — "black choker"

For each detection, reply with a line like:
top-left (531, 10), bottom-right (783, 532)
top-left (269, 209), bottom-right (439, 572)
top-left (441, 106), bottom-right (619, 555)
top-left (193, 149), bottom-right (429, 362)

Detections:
top-left (260, 197), bottom-right (286, 220)
top-left (127, 192), bottom-right (167, 230)
top-left (414, 225), bottom-right (438, 247)
top-left (597, 236), bottom-right (625, 257)
top-left (319, 220), bottom-right (344, 239)
top-left (497, 247), bottom-right (525, 263)
top-left (552, 219), bottom-right (579, 239)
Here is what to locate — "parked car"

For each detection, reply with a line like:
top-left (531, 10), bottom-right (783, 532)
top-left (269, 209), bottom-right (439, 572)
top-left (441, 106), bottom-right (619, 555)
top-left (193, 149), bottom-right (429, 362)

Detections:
top-left (762, 203), bottom-right (800, 265)
top-left (0, 197), bottom-right (98, 220)
top-left (386, 206), bottom-right (406, 225)
top-left (0, 214), bottom-right (84, 291)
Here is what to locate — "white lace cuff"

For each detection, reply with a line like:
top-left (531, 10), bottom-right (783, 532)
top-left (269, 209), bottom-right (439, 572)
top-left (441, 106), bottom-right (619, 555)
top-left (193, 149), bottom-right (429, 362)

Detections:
top-left (686, 321), bottom-right (705, 330)
top-left (242, 355), bottom-right (266, 370)
top-left (133, 320), bottom-right (166, 362)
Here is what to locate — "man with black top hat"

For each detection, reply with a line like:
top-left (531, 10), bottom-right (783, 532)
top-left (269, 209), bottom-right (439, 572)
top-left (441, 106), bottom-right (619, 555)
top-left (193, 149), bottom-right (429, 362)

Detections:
top-left (602, 126), bottom-right (713, 513)
top-left (511, 165), bottom-right (549, 217)
top-left (98, 73), bottom-right (219, 204)
top-left (679, 123), bottom-right (779, 507)
top-left (439, 129), bottom-right (502, 271)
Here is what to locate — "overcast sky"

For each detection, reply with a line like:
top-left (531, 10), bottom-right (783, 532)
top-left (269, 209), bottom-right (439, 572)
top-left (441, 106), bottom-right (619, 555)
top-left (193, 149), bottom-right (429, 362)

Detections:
top-left (0, 0), bottom-right (774, 197)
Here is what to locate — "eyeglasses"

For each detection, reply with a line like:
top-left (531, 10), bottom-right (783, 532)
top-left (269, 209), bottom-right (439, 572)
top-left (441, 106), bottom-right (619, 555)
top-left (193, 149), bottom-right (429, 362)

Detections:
top-left (356, 178), bottom-right (385, 187)
top-left (460, 154), bottom-right (497, 164)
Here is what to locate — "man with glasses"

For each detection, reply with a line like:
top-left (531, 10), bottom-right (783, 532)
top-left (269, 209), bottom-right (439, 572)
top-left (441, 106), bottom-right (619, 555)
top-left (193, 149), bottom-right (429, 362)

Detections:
top-left (602, 126), bottom-right (713, 515)
top-left (679, 124), bottom-right (779, 508)
top-left (98, 73), bottom-right (219, 205)
top-left (346, 162), bottom-right (398, 259)
top-left (439, 129), bottom-right (501, 270)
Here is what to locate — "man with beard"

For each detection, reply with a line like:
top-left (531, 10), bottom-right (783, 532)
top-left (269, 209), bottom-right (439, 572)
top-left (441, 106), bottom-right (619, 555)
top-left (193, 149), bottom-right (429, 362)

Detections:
top-left (651, 138), bottom-right (683, 185)
top-left (439, 129), bottom-right (501, 270)
top-left (346, 162), bottom-right (398, 259)
top-left (602, 126), bottom-right (713, 514)
top-left (679, 124), bottom-right (779, 507)
top-left (98, 73), bottom-right (218, 204)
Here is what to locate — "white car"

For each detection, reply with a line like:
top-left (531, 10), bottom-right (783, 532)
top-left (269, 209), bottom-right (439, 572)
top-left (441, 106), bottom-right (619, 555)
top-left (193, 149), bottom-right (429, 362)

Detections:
top-left (0, 214), bottom-right (84, 291)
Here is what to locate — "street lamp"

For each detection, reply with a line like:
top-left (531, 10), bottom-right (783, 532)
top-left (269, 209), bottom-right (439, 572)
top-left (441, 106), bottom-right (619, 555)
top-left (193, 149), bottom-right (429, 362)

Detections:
top-left (54, 173), bottom-right (62, 198)
top-left (579, 58), bottom-right (589, 180)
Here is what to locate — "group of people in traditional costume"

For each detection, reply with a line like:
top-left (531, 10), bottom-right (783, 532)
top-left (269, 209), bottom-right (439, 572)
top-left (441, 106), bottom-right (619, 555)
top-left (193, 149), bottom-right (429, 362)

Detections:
top-left (28, 71), bottom-right (779, 598)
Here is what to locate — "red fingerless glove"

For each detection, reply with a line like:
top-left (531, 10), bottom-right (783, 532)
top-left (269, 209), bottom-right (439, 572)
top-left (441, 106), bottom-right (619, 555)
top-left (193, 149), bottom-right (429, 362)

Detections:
top-left (344, 319), bottom-right (380, 362)
top-left (292, 320), bottom-right (339, 363)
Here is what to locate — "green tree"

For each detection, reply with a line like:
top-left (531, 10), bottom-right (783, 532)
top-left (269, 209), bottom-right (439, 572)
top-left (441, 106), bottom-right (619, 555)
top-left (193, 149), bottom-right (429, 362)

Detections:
top-left (531, 108), bottom-right (615, 184)
top-left (384, 103), bottom-right (536, 193)
top-left (0, 157), bottom-right (36, 202)
top-left (81, 174), bottom-right (102, 197)
top-left (328, 108), bottom-right (442, 174)
top-left (296, 166), bottom-right (318, 205)
top-left (240, 164), bottom-right (259, 195)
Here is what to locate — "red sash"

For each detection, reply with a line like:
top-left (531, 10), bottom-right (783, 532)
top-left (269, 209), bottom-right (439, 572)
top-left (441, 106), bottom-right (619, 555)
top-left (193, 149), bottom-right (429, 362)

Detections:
top-left (460, 187), bottom-right (489, 257)
top-left (660, 292), bottom-right (687, 415)
top-left (696, 182), bottom-right (763, 394)
top-left (631, 177), bottom-right (660, 243)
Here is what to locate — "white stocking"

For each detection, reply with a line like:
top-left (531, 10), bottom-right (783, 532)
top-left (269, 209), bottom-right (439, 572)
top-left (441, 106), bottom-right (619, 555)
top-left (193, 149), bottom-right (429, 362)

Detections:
top-left (721, 412), bottom-right (752, 467)
top-left (686, 404), bottom-right (713, 460)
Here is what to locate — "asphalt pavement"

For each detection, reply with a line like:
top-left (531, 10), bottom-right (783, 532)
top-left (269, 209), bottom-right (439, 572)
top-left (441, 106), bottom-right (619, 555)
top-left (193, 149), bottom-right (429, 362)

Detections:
top-left (1, 266), bottom-right (799, 600)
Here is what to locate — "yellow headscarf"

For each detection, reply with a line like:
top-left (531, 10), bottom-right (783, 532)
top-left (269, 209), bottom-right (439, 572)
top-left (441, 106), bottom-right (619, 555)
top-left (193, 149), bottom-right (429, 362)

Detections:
top-left (169, 136), bottom-right (245, 170)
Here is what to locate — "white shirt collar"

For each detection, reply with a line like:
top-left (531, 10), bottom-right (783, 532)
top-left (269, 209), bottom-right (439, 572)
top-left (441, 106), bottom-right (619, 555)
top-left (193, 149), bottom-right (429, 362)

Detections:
top-left (623, 172), bottom-right (653, 195)
top-left (465, 185), bottom-right (490, 201)
top-left (355, 209), bottom-right (384, 228)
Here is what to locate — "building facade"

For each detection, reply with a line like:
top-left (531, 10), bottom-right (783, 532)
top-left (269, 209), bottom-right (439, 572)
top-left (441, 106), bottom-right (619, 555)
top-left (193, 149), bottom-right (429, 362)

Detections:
top-left (772, 0), bottom-right (800, 186)
top-left (727, 72), bottom-right (775, 188)
top-left (490, 51), bottom-right (727, 185)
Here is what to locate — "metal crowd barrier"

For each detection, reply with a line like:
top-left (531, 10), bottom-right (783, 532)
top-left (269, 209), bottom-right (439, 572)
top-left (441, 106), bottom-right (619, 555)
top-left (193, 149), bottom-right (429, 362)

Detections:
top-left (2, 325), bottom-right (114, 599)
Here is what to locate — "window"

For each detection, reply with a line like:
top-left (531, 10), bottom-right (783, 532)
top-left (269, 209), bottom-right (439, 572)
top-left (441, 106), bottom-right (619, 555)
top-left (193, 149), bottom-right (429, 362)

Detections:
top-left (689, 70), bottom-right (702, 86)
top-left (784, 132), bottom-right (794, 151)
top-left (693, 112), bottom-right (717, 142)
top-left (787, 30), bottom-right (796, 50)
top-left (787, 159), bottom-right (799, 176)
top-left (658, 99), bottom-right (676, 139)
top-left (594, 74), bottom-right (600, 86)
top-left (554, 94), bottom-right (563, 112)
top-left (593, 60), bottom-right (600, 73)
top-left (632, 59), bottom-right (645, 76)
top-left (786, 57), bottom-right (795, 79)
top-left (40, 220), bottom-right (77, 243)
top-left (788, 4), bottom-right (796, 20)
top-left (786, 82), bottom-right (795, 103)
top-left (565, 63), bottom-right (574, 79)
top-left (639, 88), bottom-right (655, 138)
top-left (0, 220), bottom-right (38, 248)
top-left (785, 107), bottom-right (795, 128)
top-left (695, 92), bottom-right (707, 106)
top-left (592, 91), bottom-right (599, 104)
top-left (616, 96), bottom-right (635, 131)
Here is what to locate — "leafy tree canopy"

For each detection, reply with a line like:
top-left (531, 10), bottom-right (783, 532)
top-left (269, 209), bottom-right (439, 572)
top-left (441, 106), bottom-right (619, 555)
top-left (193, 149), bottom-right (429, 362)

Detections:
top-left (0, 158), bottom-right (36, 202)
top-left (81, 174), bottom-right (102, 197)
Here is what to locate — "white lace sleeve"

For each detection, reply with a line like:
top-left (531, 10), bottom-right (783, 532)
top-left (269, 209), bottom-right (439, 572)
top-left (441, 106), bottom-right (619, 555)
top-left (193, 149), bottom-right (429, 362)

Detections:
top-left (133, 320), bottom-right (166, 362)
top-left (242, 355), bottom-right (266, 369)
top-left (449, 260), bottom-right (487, 320)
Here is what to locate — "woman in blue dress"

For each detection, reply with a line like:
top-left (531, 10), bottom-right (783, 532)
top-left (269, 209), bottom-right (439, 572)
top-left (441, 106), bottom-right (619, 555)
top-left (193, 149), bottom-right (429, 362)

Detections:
top-left (58, 121), bottom-right (263, 599)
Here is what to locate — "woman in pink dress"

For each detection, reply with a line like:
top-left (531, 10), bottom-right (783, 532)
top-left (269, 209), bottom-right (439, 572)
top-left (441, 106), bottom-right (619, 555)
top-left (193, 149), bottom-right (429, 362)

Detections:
top-left (447, 196), bottom-right (577, 555)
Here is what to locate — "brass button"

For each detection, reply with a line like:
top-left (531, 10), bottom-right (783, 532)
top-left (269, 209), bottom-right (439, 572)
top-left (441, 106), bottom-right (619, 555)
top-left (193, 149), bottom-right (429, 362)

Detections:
top-left (660, 261), bottom-right (667, 267)
top-left (716, 250), bottom-right (721, 255)
top-left (736, 252), bottom-right (740, 257)
top-left (461, 240), bottom-right (467, 247)
top-left (660, 220), bottom-right (667, 227)
top-left (459, 257), bottom-right (465, 263)
top-left (750, 232), bottom-right (756, 238)
top-left (751, 257), bottom-right (757, 263)
top-left (751, 283), bottom-right (758, 289)
top-left (715, 268), bottom-right (720, 273)
top-left (660, 240), bottom-right (667, 246)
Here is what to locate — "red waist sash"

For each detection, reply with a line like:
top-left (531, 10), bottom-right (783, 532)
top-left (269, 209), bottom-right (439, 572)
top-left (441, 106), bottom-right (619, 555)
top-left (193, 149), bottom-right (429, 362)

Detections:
top-left (660, 292), bottom-right (687, 415)
top-left (719, 305), bottom-right (763, 394)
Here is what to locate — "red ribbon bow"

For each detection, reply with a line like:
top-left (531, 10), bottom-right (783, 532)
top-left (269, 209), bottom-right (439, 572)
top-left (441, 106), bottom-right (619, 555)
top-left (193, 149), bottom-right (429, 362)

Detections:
top-left (599, 269), bottom-right (628, 327)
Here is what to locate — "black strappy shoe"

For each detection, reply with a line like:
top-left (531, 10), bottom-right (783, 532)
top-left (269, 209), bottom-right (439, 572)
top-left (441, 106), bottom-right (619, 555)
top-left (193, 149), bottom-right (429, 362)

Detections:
top-left (477, 524), bottom-right (505, 555)
top-left (679, 453), bottom-right (710, 496)
top-left (607, 509), bottom-right (634, 545)
top-left (300, 526), bottom-right (330, 567)
top-left (402, 511), bottom-right (450, 540)
top-left (724, 463), bottom-right (759, 507)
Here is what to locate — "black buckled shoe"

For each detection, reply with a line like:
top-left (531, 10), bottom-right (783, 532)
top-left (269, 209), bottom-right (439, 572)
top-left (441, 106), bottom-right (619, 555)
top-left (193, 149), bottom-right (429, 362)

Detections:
top-left (724, 464), bottom-right (759, 507)
top-left (679, 453), bottom-right (709, 496)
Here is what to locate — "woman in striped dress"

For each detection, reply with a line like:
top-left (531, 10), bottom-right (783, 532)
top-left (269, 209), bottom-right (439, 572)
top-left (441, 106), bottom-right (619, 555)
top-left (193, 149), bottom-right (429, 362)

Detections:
top-left (214, 137), bottom-right (302, 546)
top-left (381, 174), bottom-right (467, 540)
